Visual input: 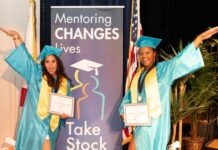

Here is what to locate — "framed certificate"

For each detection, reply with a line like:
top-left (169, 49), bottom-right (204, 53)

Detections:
top-left (49, 93), bottom-right (75, 117)
top-left (124, 104), bottom-right (151, 126)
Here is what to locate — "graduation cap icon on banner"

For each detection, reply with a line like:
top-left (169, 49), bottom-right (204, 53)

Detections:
top-left (70, 59), bottom-right (103, 76)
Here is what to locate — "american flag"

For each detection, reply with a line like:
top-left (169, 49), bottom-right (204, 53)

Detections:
top-left (125, 0), bottom-right (142, 92)
top-left (122, 0), bottom-right (142, 145)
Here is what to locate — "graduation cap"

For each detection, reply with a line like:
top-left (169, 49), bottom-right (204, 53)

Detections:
top-left (70, 59), bottom-right (103, 76)
top-left (37, 45), bottom-right (63, 61)
top-left (135, 35), bottom-right (162, 49)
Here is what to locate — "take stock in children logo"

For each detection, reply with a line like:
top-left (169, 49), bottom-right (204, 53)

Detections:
top-left (66, 59), bottom-right (107, 150)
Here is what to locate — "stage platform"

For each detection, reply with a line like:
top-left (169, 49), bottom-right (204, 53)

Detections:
top-left (205, 138), bottom-right (218, 149)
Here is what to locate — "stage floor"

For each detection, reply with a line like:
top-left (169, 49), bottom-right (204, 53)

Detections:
top-left (206, 139), bottom-right (218, 149)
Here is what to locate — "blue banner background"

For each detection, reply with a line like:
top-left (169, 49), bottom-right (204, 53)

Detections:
top-left (51, 6), bottom-right (123, 150)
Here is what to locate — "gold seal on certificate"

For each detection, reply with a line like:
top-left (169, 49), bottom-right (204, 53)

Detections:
top-left (124, 104), bottom-right (151, 126)
top-left (49, 93), bottom-right (75, 117)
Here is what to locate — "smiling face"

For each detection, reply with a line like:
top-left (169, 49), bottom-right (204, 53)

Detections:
top-left (139, 46), bottom-right (157, 70)
top-left (44, 55), bottom-right (57, 78)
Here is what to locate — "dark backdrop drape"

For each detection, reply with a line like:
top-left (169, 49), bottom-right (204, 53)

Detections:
top-left (140, 0), bottom-right (218, 49)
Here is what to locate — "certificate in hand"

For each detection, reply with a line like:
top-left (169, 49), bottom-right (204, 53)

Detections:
top-left (124, 104), bottom-right (151, 126)
top-left (49, 93), bottom-right (75, 117)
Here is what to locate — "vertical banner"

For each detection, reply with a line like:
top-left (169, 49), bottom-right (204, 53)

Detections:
top-left (51, 6), bottom-right (124, 150)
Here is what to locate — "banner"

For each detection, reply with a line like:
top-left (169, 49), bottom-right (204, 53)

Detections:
top-left (51, 6), bottom-right (124, 150)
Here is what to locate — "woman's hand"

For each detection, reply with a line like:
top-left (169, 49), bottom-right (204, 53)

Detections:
top-left (194, 26), bottom-right (218, 48)
top-left (61, 113), bottom-right (67, 119)
top-left (120, 114), bottom-right (124, 120)
top-left (8, 145), bottom-right (15, 150)
top-left (0, 27), bottom-right (23, 47)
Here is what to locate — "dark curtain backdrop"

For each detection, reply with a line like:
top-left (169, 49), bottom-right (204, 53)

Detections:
top-left (40, 0), bottom-right (217, 149)
top-left (140, 0), bottom-right (218, 50)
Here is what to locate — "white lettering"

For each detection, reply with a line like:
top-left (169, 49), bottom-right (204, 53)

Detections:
top-left (54, 13), bottom-right (112, 27)
top-left (66, 136), bottom-right (107, 150)
top-left (66, 122), bottom-right (75, 136)
top-left (55, 28), bottom-right (63, 40)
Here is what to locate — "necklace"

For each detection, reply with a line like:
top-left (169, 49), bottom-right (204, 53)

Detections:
top-left (137, 64), bottom-right (156, 101)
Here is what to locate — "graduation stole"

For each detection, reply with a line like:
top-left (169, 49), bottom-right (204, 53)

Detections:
top-left (37, 75), bottom-right (68, 132)
top-left (130, 67), bottom-right (161, 119)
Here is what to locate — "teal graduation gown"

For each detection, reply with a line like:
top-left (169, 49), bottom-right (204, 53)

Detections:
top-left (119, 42), bottom-right (204, 150)
top-left (5, 43), bottom-right (71, 150)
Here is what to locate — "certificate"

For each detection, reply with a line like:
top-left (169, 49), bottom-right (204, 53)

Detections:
top-left (124, 104), bottom-right (151, 126)
top-left (49, 93), bottom-right (75, 117)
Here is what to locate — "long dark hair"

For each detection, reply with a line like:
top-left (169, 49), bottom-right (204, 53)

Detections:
top-left (41, 55), bottom-right (73, 92)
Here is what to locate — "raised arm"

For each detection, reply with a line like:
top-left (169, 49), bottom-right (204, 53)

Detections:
top-left (159, 26), bottom-right (218, 84)
top-left (0, 27), bottom-right (23, 47)
top-left (194, 26), bottom-right (218, 48)
top-left (1, 28), bottom-right (40, 83)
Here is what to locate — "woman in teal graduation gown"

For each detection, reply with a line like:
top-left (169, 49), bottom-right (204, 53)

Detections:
top-left (2, 29), bottom-right (73, 150)
top-left (119, 27), bottom-right (218, 150)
